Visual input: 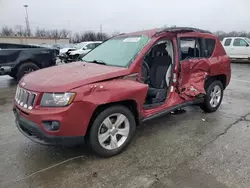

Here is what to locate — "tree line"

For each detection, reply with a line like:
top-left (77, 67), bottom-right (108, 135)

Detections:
top-left (0, 25), bottom-right (111, 43)
top-left (1, 25), bottom-right (250, 43)
top-left (214, 31), bottom-right (250, 40)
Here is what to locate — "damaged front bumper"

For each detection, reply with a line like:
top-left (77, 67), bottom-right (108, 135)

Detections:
top-left (13, 107), bottom-right (85, 146)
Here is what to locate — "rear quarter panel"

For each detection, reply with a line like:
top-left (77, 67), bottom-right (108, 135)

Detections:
top-left (210, 38), bottom-right (231, 86)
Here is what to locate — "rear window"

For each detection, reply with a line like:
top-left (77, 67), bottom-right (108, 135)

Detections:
top-left (205, 39), bottom-right (216, 58)
top-left (224, 39), bottom-right (232, 46)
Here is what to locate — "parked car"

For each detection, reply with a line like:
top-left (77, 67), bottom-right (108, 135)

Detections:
top-left (0, 43), bottom-right (59, 80)
top-left (67, 41), bottom-right (102, 60)
top-left (58, 41), bottom-right (102, 63)
top-left (13, 27), bottom-right (231, 157)
top-left (53, 43), bottom-right (75, 50)
top-left (222, 37), bottom-right (250, 62)
top-left (59, 44), bottom-right (76, 55)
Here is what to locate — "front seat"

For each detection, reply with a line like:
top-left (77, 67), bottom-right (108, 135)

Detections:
top-left (147, 43), bottom-right (172, 102)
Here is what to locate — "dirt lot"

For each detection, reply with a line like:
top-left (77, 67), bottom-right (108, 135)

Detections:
top-left (0, 63), bottom-right (250, 188)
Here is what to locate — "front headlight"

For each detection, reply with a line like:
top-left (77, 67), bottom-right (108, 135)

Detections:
top-left (40, 93), bottom-right (75, 107)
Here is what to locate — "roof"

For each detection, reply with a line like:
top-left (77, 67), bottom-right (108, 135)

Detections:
top-left (121, 28), bottom-right (160, 38)
top-left (121, 27), bottom-right (212, 38)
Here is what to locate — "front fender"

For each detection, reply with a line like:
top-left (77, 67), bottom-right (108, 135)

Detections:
top-left (71, 79), bottom-right (148, 115)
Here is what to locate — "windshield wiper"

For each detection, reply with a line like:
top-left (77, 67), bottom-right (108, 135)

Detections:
top-left (84, 60), bottom-right (107, 65)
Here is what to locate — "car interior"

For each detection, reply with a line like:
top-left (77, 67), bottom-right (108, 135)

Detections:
top-left (142, 40), bottom-right (174, 106)
top-left (180, 38), bottom-right (201, 60)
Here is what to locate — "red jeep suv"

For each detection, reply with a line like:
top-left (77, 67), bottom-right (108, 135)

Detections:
top-left (13, 27), bottom-right (231, 157)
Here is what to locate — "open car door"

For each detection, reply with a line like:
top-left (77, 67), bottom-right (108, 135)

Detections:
top-left (177, 37), bottom-right (211, 100)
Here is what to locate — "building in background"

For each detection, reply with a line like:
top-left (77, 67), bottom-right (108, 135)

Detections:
top-left (0, 36), bottom-right (69, 45)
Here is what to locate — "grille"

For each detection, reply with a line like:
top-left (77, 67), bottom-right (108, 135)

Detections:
top-left (15, 86), bottom-right (37, 110)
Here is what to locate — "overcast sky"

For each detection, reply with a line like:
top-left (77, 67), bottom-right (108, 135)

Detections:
top-left (0, 0), bottom-right (250, 34)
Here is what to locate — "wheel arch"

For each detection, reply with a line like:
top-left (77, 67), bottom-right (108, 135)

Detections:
top-left (85, 100), bottom-right (140, 138)
top-left (205, 74), bottom-right (227, 89)
top-left (9, 59), bottom-right (41, 78)
top-left (15, 59), bottom-right (42, 70)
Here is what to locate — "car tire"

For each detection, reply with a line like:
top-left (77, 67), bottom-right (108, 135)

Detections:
top-left (16, 62), bottom-right (39, 81)
top-left (200, 80), bottom-right (224, 113)
top-left (88, 105), bottom-right (136, 158)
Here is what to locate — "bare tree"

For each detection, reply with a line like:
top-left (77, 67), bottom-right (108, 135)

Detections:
top-left (60, 29), bottom-right (70, 38)
top-left (1, 26), bottom-right (14, 36)
top-left (80, 31), bottom-right (96, 41)
top-left (50, 29), bottom-right (62, 39)
top-left (14, 25), bottom-right (26, 36)
top-left (111, 31), bottom-right (120, 37)
top-left (35, 27), bottom-right (48, 37)
top-left (96, 32), bottom-right (108, 41)
top-left (71, 32), bottom-right (81, 43)
top-left (214, 30), bottom-right (250, 40)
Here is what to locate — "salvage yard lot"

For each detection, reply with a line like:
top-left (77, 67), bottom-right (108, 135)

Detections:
top-left (0, 63), bottom-right (250, 188)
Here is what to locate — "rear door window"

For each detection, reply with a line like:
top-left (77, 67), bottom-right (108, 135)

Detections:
top-left (224, 39), bottom-right (232, 46)
top-left (180, 38), bottom-right (202, 60)
top-left (233, 38), bottom-right (248, 47)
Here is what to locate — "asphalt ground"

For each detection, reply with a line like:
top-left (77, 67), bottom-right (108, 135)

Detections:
top-left (0, 63), bottom-right (250, 188)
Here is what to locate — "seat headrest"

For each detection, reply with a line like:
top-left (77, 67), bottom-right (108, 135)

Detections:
top-left (156, 43), bottom-right (168, 56)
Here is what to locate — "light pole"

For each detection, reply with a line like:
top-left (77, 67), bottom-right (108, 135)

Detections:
top-left (23, 4), bottom-right (31, 36)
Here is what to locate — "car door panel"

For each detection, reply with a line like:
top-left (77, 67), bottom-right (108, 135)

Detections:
top-left (231, 38), bottom-right (249, 58)
top-left (178, 58), bottom-right (210, 100)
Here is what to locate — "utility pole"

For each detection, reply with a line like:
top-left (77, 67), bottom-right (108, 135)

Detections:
top-left (23, 5), bottom-right (31, 36)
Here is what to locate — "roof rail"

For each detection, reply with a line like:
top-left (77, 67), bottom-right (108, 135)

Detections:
top-left (155, 27), bottom-right (212, 36)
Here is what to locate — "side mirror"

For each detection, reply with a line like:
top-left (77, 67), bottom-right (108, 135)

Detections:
top-left (246, 43), bottom-right (249, 47)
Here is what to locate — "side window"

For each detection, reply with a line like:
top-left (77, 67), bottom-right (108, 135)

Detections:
top-left (94, 43), bottom-right (101, 47)
top-left (180, 38), bottom-right (202, 60)
top-left (233, 38), bottom-right (248, 47)
top-left (224, 39), bottom-right (232, 46)
top-left (205, 38), bottom-right (216, 58)
top-left (85, 43), bottom-right (95, 50)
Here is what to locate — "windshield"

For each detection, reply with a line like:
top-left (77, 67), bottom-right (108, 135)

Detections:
top-left (81, 35), bottom-right (151, 67)
top-left (245, 38), bottom-right (250, 44)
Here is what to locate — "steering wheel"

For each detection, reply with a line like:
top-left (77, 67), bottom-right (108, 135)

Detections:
top-left (142, 60), bottom-right (150, 84)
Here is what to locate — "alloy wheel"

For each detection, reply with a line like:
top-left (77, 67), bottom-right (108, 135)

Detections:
top-left (98, 113), bottom-right (130, 150)
top-left (210, 85), bottom-right (222, 108)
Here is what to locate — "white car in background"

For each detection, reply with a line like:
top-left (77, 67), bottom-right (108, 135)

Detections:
top-left (222, 37), bottom-right (250, 62)
top-left (58, 44), bottom-right (76, 55)
top-left (68, 41), bottom-right (102, 58)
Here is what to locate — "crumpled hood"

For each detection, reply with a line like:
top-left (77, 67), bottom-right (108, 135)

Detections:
top-left (21, 62), bottom-right (128, 92)
top-left (59, 48), bottom-right (76, 54)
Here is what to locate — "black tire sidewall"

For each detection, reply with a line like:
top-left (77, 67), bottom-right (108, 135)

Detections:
top-left (202, 80), bottom-right (223, 112)
top-left (88, 105), bottom-right (136, 158)
top-left (8, 71), bottom-right (17, 79)
top-left (17, 63), bottom-right (39, 81)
